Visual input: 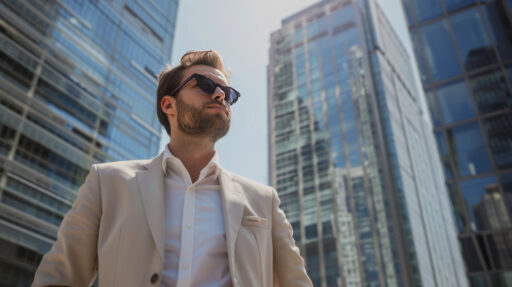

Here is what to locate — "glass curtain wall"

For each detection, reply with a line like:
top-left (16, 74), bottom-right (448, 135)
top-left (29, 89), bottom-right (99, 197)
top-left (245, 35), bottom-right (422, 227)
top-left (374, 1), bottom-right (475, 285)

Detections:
top-left (269, 0), bottom-right (467, 286)
top-left (0, 0), bottom-right (178, 285)
top-left (403, 0), bottom-right (512, 285)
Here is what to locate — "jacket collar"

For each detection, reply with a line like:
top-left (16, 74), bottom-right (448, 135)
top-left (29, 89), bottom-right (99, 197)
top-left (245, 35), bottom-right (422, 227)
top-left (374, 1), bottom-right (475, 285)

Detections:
top-left (136, 151), bottom-right (245, 271)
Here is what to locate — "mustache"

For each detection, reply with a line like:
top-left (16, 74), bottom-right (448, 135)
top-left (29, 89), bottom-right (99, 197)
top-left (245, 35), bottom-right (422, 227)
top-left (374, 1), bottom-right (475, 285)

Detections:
top-left (203, 101), bottom-right (228, 111)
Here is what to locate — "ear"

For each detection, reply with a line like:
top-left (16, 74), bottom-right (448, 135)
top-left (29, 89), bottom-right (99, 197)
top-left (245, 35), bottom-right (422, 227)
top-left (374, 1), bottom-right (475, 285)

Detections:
top-left (161, 95), bottom-right (177, 117)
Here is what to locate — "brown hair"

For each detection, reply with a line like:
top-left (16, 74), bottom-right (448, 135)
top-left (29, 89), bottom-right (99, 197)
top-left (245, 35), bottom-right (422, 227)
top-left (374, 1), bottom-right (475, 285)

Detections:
top-left (156, 50), bottom-right (229, 136)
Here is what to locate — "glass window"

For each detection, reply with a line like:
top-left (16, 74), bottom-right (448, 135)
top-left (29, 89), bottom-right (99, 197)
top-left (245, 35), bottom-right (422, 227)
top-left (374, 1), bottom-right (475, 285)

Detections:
top-left (468, 69), bottom-right (511, 114)
top-left (435, 131), bottom-right (454, 179)
top-left (330, 4), bottom-right (355, 28)
top-left (460, 237), bottom-right (485, 272)
top-left (450, 8), bottom-right (497, 71)
top-left (409, 0), bottom-right (443, 23)
top-left (448, 183), bottom-right (465, 231)
top-left (445, 0), bottom-right (475, 12)
top-left (486, 231), bottom-right (512, 270)
top-left (482, 4), bottom-right (512, 61)
top-left (411, 31), bottom-right (431, 85)
top-left (306, 243), bottom-right (321, 286)
top-left (420, 20), bottom-right (462, 82)
top-left (426, 90), bottom-right (441, 127)
top-left (501, 173), bottom-right (512, 219)
top-left (437, 80), bottom-right (475, 124)
top-left (483, 113), bottom-right (512, 169)
top-left (446, 121), bottom-right (492, 176)
top-left (459, 176), bottom-right (498, 231)
top-left (294, 28), bottom-right (303, 44)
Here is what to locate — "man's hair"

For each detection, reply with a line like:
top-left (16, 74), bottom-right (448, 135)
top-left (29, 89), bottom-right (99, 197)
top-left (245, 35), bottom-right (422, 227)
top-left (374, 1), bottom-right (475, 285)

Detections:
top-left (156, 50), bottom-right (228, 136)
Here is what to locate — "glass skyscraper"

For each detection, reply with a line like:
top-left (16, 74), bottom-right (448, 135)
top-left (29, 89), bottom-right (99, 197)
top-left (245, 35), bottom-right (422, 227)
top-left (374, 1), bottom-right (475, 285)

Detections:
top-left (402, 0), bottom-right (512, 285)
top-left (0, 0), bottom-right (177, 285)
top-left (268, 0), bottom-right (467, 286)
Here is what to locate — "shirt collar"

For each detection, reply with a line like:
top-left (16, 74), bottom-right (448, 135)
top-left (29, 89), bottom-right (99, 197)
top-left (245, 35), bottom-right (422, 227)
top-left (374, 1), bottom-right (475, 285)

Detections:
top-left (162, 145), bottom-right (220, 182)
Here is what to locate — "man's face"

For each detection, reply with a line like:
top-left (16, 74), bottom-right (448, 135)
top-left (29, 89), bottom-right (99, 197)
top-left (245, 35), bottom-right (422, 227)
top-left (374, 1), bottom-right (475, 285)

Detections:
top-left (174, 65), bottom-right (231, 142)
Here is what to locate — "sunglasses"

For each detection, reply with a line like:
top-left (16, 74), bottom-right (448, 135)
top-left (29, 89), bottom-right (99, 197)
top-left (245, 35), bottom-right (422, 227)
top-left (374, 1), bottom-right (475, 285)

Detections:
top-left (170, 73), bottom-right (241, 105)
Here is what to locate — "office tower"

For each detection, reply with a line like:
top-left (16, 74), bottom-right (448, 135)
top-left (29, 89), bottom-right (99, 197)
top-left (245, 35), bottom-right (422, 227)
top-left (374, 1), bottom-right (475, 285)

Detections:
top-left (0, 0), bottom-right (178, 285)
top-left (402, 0), bottom-right (512, 285)
top-left (268, 0), bottom-right (468, 286)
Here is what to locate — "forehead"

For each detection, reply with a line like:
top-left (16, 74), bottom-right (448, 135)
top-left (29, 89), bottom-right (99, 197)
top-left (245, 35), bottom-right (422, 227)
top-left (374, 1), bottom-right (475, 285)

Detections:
top-left (182, 65), bottom-right (228, 85)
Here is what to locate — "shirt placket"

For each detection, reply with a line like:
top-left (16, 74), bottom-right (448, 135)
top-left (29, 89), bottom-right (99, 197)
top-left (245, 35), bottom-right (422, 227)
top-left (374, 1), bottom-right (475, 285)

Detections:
top-left (176, 184), bottom-right (196, 287)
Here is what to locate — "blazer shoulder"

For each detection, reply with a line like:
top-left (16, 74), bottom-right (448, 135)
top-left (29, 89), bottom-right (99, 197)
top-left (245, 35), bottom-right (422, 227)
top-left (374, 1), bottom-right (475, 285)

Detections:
top-left (94, 158), bottom-right (152, 175)
top-left (223, 169), bottom-right (275, 195)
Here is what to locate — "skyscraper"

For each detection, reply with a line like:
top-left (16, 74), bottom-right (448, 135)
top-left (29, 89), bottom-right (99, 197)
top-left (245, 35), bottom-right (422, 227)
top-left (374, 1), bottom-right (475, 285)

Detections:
top-left (0, 0), bottom-right (178, 285)
top-left (402, 0), bottom-right (512, 285)
top-left (268, 0), bottom-right (467, 286)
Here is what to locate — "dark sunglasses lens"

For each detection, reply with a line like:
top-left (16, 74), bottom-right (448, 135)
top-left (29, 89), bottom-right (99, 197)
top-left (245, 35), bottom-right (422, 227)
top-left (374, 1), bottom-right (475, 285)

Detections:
top-left (195, 75), bottom-right (216, 94)
top-left (224, 88), bottom-right (239, 104)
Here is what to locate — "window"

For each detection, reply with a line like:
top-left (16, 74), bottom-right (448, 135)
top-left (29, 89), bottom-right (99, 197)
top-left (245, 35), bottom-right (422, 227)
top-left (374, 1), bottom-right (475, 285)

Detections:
top-left (437, 80), bottom-right (475, 124)
top-left (482, 4), bottom-right (512, 61)
top-left (446, 121), bottom-right (492, 177)
top-left (435, 131), bottom-right (454, 179)
top-left (444, 0), bottom-right (475, 12)
top-left (450, 8), bottom-right (496, 71)
top-left (306, 224), bottom-right (318, 239)
top-left (468, 69), bottom-right (511, 114)
top-left (420, 20), bottom-right (461, 82)
top-left (484, 114), bottom-right (512, 169)
top-left (409, 0), bottom-right (443, 23)
top-left (459, 176), bottom-right (503, 231)
top-left (425, 90), bottom-right (441, 127)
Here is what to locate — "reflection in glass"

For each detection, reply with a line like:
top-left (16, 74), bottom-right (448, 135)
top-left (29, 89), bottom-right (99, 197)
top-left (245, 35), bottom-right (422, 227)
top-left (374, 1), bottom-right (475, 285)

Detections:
top-left (448, 183), bottom-right (466, 231)
top-left (426, 90), bottom-right (441, 126)
top-left (411, 31), bottom-right (430, 85)
top-left (408, 0), bottom-right (443, 23)
top-left (501, 173), bottom-right (512, 223)
top-left (444, 0), bottom-right (475, 12)
top-left (447, 121), bottom-right (492, 177)
top-left (468, 69), bottom-right (511, 114)
top-left (435, 131), bottom-right (454, 179)
top-left (484, 113), bottom-right (512, 169)
top-left (486, 231), bottom-right (512, 271)
top-left (459, 176), bottom-right (506, 231)
top-left (450, 8), bottom-right (497, 71)
top-left (461, 237), bottom-right (485, 272)
top-left (306, 243), bottom-right (321, 286)
top-left (437, 80), bottom-right (475, 124)
top-left (482, 4), bottom-right (512, 61)
top-left (420, 20), bottom-right (461, 82)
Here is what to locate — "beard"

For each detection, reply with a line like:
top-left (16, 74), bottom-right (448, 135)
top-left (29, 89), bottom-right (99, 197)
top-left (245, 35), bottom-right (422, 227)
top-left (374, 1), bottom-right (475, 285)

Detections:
top-left (176, 97), bottom-right (231, 142)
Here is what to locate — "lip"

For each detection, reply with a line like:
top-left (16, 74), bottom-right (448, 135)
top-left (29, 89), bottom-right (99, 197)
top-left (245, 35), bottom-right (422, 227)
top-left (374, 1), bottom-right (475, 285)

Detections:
top-left (206, 104), bottom-right (227, 113)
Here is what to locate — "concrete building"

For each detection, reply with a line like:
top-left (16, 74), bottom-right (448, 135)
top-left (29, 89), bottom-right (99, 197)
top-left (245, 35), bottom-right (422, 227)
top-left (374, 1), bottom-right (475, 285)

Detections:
top-left (0, 0), bottom-right (178, 285)
top-left (268, 0), bottom-right (468, 286)
top-left (402, 0), bottom-right (512, 285)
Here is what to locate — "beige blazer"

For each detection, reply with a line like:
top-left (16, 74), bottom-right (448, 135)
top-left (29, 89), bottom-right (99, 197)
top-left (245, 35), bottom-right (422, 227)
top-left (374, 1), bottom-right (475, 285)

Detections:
top-left (32, 152), bottom-right (312, 287)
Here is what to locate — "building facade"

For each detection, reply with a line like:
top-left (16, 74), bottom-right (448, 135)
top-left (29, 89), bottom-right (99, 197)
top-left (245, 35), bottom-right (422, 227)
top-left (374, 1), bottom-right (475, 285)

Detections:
top-left (402, 0), bottom-right (512, 285)
top-left (268, 0), bottom-right (468, 286)
top-left (0, 0), bottom-right (178, 285)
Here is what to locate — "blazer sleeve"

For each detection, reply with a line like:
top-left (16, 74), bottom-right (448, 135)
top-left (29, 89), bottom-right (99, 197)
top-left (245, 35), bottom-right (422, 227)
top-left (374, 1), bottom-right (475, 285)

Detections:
top-left (271, 188), bottom-right (313, 287)
top-left (32, 164), bottom-right (101, 287)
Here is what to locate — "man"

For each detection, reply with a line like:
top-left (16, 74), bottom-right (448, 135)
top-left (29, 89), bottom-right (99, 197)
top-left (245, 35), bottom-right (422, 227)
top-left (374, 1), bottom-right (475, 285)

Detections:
top-left (32, 50), bottom-right (312, 287)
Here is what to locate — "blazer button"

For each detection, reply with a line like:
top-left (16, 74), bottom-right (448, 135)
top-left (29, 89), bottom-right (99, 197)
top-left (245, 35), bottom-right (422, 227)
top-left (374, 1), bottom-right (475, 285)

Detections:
top-left (150, 273), bottom-right (159, 284)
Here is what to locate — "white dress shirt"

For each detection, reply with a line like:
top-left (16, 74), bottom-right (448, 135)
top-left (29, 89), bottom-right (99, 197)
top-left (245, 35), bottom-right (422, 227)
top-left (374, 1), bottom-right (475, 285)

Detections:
top-left (160, 146), bottom-right (231, 287)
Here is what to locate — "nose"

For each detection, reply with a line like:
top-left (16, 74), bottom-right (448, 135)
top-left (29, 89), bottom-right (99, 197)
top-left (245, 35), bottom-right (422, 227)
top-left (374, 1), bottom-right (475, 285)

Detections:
top-left (211, 86), bottom-right (225, 103)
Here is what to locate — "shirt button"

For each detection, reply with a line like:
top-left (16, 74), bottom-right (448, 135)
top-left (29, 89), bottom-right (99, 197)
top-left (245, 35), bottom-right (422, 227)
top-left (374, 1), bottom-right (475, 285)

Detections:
top-left (186, 224), bottom-right (191, 228)
top-left (188, 186), bottom-right (195, 192)
top-left (150, 273), bottom-right (159, 284)
top-left (183, 264), bottom-right (189, 270)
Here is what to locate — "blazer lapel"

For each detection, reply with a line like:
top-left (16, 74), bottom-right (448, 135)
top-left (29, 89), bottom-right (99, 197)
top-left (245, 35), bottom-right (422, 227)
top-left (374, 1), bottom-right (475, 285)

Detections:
top-left (219, 170), bottom-right (245, 280)
top-left (136, 152), bottom-right (165, 262)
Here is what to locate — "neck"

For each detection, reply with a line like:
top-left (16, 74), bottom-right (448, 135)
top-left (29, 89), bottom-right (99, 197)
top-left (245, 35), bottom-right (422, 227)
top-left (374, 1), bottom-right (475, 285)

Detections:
top-left (168, 135), bottom-right (216, 183)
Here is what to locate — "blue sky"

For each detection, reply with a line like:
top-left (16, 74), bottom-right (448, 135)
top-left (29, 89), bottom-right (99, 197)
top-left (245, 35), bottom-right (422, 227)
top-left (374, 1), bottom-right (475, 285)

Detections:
top-left (159, 0), bottom-right (424, 185)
